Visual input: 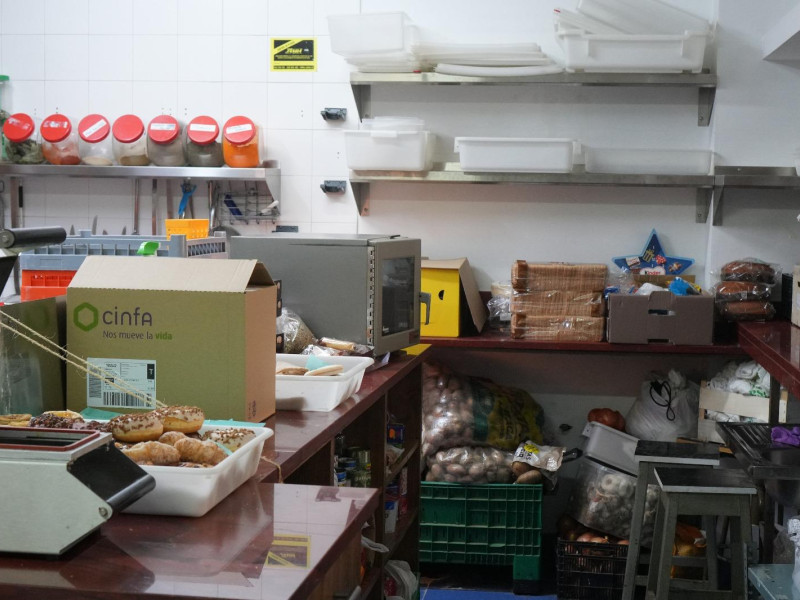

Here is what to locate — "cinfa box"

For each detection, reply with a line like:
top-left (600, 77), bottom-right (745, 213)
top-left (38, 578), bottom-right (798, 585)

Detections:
top-left (66, 256), bottom-right (276, 421)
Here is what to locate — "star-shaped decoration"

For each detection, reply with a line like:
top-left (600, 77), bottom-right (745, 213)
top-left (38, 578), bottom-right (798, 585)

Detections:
top-left (612, 229), bottom-right (694, 275)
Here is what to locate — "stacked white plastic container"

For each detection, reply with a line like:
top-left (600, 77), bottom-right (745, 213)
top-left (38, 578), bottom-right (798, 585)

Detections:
top-left (328, 12), bottom-right (421, 73)
top-left (344, 117), bottom-right (434, 172)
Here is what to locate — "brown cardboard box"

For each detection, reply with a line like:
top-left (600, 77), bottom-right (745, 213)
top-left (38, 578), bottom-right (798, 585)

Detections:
top-left (66, 256), bottom-right (276, 421)
top-left (606, 291), bottom-right (714, 345)
top-left (697, 381), bottom-right (786, 443)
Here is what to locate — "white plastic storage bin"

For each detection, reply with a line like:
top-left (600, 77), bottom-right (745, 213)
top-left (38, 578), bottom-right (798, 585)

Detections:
top-left (581, 421), bottom-right (639, 475)
top-left (455, 137), bottom-right (575, 173)
top-left (328, 12), bottom-right (416, 57)
top-left (345, 129), bottom-right (434, 171)
top-left (577, 0), bottom-right (711, 35)
top-left (584, 147), bottom-right (713, 175)
top-left (557, 30), bottom-right (710, 73)
top-left (275, 354), bottom-right (374, 412)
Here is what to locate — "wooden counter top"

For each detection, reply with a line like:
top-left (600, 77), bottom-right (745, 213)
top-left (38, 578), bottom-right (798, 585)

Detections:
top-left (0, 481), bottom-right (378, 600)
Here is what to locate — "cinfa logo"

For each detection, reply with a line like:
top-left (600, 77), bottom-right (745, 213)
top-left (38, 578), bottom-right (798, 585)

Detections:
top-left (74, 302), bottom-right (99, 331)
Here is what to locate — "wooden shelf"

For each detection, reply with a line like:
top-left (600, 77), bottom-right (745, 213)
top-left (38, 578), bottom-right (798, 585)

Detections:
top-left (358, 565), bottom-right (382, 600)
top-left (387, 441), bottom-right (420, 483)
top-left (383, 506), bottom-right (419, 559)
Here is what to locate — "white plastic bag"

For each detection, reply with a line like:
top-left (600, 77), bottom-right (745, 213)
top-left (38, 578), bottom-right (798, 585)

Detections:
top-left (625, 370), bottom-right (698, 442)
top-left (788, 518), bottom-right (800, 590)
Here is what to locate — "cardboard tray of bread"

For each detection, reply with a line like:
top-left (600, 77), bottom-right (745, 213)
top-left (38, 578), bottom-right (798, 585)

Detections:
top-left (275, 354), bottom-right (374, 412)
top-left (123, 423), bottom-right (273, 517)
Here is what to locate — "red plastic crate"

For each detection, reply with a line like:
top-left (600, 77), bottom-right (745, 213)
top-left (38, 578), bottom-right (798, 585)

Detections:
top-left (20, 270), bottom-right (76, 302)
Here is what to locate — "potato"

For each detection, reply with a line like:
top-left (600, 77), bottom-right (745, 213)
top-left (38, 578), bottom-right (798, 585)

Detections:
top-left (515, 469), bottom-right (543, 485)
top-left (512, 461), bottom-right (534, 477)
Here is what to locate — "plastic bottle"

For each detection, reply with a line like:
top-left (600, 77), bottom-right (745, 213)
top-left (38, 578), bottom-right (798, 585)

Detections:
top-left (2, 113), bottom-right (43, 164)
top-left (41, 113), bottom-right (80, 165)
top-left (112, 114), bottom-right (149, 166)
top-left (78, 114), bottom-right (114, 166)
top-left (222, 115), bottom-right (260, 168)
top-left (147, 115), bottom-right (186, 166)
top-left (186, 115), bottom-right (224, 167)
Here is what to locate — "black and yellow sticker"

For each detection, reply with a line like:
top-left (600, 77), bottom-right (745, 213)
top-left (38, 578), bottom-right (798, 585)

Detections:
top-left (271, 38), bottom-right (316, 71)
top-left (265, 534), bottom-right (311, 568)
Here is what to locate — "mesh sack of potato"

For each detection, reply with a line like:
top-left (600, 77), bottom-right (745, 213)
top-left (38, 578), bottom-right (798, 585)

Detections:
top-left (422, 361), bottom-right (545, 458)
top-left (425, 446), bottom-right (514, 484)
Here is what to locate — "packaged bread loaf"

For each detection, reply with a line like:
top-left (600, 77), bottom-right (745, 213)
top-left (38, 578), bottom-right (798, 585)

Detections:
top-left (510, 290), bottom-right (605, 317)
top-left (512, 261), bottom-right (607, 292)
top-left (511, 314), bottom-right (604, 342)
top-left (718, 300), bottom-right (776, 322)
top-left (720, 259), bottom-right (777, 284)
top-left (713, 280), bottom-right (771, 302)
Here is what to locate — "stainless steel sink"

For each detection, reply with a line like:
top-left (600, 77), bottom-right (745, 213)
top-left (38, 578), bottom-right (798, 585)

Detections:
top-left (760, 447), bottom-right (800, 507)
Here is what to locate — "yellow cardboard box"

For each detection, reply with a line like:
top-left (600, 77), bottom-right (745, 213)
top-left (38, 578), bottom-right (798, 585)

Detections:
top-left (421, 258), bottom-right (487, 337)
top-left (66, 256), bottom-right (276, 421)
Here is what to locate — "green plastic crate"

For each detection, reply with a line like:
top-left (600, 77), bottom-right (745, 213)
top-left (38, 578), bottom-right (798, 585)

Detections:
top-left (419, 482), bottom-right (542, 582)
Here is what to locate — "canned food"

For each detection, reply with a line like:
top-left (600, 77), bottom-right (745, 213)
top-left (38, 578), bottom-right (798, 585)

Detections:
top-left (338, 457), bottom-right (357, 471)
top-left (387, 423), bottom-right (405, 447)
top-left (334, 468), bottom-right (349, 487)
top-left (352, 468), bottom-right (371, 488)
top-left (353, 448), bottom-right (371, 471)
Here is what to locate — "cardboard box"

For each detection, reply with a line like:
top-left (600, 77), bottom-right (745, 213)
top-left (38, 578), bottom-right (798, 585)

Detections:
top-left (606, 291), bottom-right (714, 345)
top-left (421, 258), bottom-right (487, 337)
top-left (66, 256), bottom-right (276, 421)
top-left (791, 266), bottom-right (800, 327)
top-left (698, 381), bottom-right (787, 443)
top-left (0, 298), bottom-right (65, 415)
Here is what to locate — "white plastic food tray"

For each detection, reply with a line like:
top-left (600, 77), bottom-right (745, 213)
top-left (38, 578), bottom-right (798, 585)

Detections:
top-left (328, 12), bottom-right (417, 57)
top-left (557, 30), bottom-right (710, 73)
top-left (578, 0), bottom-right (711, 35)
top-left (123, 424), bottom-right (273, 517)
top-left (455, 137), bottom-right (575, 173)
top-left (275, 354), bottom-right (374, 412)
top-left (345, 129), bottom-right (434, 171)
top-left (581, 420), bottom-right (639, 475)
top-left (584, 147), bottom-right (713, 175)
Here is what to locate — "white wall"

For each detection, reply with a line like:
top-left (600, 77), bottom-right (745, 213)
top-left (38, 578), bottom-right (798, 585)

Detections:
top-left (2, 0), bottom-right (797, 291)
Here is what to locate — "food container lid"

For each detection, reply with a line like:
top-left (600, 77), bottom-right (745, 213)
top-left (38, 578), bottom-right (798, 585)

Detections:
top-left (187, 115), bottom-right (220, 145)
top-left (40, 113), bottom-right (73, 143)
top-left (3, 113), bottom-right (36, 143)
top-left (78, 114), bottom-right (111, 143)
top-left (147, 115), bottom-right (180, 144)
top-left (223, 116), bottom-right (256, 145)
top-left (112, 114), bottom-right (145, 144)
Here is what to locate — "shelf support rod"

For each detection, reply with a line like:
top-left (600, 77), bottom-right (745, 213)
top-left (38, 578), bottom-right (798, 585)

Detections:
top-left (351, 84), bottom-right (371, 121)
top-left (698, 87), bottom-right (716, 127)
top-left (351, 182), bottom-right (370, 216)
top-left (695, 187), bottom-right (712, 223)
top-left (711, 176), bottom-right (725, 226)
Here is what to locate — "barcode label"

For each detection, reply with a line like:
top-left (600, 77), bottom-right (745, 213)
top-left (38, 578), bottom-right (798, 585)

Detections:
top-left (86, 357), bottom-right (157, 409)
top-left (103, 391), bottom-right (149, 408)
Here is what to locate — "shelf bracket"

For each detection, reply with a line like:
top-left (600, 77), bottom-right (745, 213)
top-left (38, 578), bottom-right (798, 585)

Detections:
top-left (351, 181), bottom-right (370, 216)
top-left (695, 187), bottom-right (712, 223)
top-left (351, 84), bottom-right (371, 121)
top-left (698, 86), bottom-right (716, 127)
top-left (711, 176), bottom-right (725, 226)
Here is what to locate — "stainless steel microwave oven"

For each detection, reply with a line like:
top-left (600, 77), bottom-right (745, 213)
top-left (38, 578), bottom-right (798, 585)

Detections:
top-left (231, 233), bottom-right (423, 355)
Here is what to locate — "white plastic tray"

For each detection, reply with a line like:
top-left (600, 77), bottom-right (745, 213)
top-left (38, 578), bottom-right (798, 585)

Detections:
top-left (123, 424), bottom-right (273, 517)
top-left (455, 137), bottom-right (575, 173)
top-left (578, 0), bottom-right (711, 35)
top-left (581, 420), bottom-right (639, 475)
top-left (275, 354), bottom-right (374, 412)
top-left (584, 147), bottom-right (713, 175)
top-left (328, 12), bottom-right (417, 57)
top-left (345, 129), bottom-right (434, 171)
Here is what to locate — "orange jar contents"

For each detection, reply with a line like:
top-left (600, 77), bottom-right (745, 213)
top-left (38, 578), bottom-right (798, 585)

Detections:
top-left (41, 113), bottom-right (80, 165)
top-left (222, 115), bottom-right (260, 168)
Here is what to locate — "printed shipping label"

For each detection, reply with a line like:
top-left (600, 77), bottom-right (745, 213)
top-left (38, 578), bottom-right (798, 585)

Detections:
top-left (87, 358), bottom-right (157, 409)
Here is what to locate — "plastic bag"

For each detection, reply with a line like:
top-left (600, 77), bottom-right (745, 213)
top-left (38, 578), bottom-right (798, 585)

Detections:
top-left (425, 446), bottom-right (514, 484)
top-left (625, 370), bottom-right (698, 442)
top-left (276, 308), bottom-right (315, 354)
top-left (788, 517), bottom-right (800, 589)
top-left (422, 361), bottom-right (545, 458)
top-left (487, 295), bottom-right (511, 332)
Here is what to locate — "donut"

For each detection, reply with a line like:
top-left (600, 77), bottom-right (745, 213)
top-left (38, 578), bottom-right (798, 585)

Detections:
top-left (173, 437), bottom-right (227, 465)
top-left (29, 413), bottom-right (80, 429)
top-left (110, 412), bottom-right (164, 443)
top-left (155, 405), bottom-right (205, 434)
top-left (121, 441), bottom-right (180, 465)
top-left (202, 427), bottom-right (256, 452)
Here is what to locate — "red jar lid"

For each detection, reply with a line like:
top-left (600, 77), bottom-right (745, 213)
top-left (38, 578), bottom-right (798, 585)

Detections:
top-left (112, 114), bottom-right (145, 144)
top-left (78, 114), bottom-right (110, 143)
top-left (223, 116), bottom-right (256, 145)
top-left (40, 114), bottom-right (73, 143)
top-left (147, 115), bottom-right (180, 144)
top-left (3, 113), bottom-right (35, 143)
top-left (187, 115), bottom-right (220, 145)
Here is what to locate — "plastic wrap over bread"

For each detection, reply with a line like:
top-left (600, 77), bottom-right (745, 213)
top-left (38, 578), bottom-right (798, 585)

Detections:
top-left (713, 280), bottom-right (772, 302)
top-left (511, 314), bottom-right (605, 342)
top-left (719, 258), bottom-right (779, 285)
top-left (510, 289), bottom-right (605, 317)
top-left (511, 261), bottom-right (608, 292)
top-left (718, 300), bottom-right (776, 322)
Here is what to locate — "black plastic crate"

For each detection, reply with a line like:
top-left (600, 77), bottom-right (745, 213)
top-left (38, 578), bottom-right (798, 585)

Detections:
top-left (557, 539), bottom-right (628, 600)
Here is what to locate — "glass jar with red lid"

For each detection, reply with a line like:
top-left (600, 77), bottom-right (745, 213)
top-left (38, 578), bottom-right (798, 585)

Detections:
top-left (40, 114), bottom-right (80, 165)
top-left (222, 115), bottom-right (261, 168)
top-left (147, 115), bottom-right (185, 166)
top-left (2, 113), bottom-right (43, 164)
top-left (112, 114), bottom-right (149, 166)
top-left (78, 114), bottom-right (113, 166)
top-left (186, 115), bottom-right (224, 167)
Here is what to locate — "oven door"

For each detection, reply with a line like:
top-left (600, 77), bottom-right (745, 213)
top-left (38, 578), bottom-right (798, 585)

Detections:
top-left (371, 238), bottom-right (421, 355)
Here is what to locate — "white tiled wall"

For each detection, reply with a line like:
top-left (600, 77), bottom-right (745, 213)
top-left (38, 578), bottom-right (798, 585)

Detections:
top-left (0, 0), bottom-right (799, 288)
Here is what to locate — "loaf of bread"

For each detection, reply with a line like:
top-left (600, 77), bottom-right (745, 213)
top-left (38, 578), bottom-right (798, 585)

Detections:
top-left (717, 300), bottom-right (776, 322)
top-left (720, 260), bottom-right (776, 284)
top-left (714, 280), bottom-right (771, 302)
top-left (510, 290), bottom-right (605, 317)
top-left (511, 261), bottom-right (607, 292)
top-left (510, 314), bottom-right (605, 342)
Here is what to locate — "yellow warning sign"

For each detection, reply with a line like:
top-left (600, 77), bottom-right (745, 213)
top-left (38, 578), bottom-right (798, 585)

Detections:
top-left (265, 534), bottom-right (311, 568)
top-left (271, 38), bottom-right (316, 71)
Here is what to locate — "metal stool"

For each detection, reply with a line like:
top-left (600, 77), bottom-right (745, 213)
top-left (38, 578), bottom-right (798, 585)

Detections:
top-left (622, 441), bottom-right (721, 600)
top-left (647, 466), bottom-right (756, 600)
